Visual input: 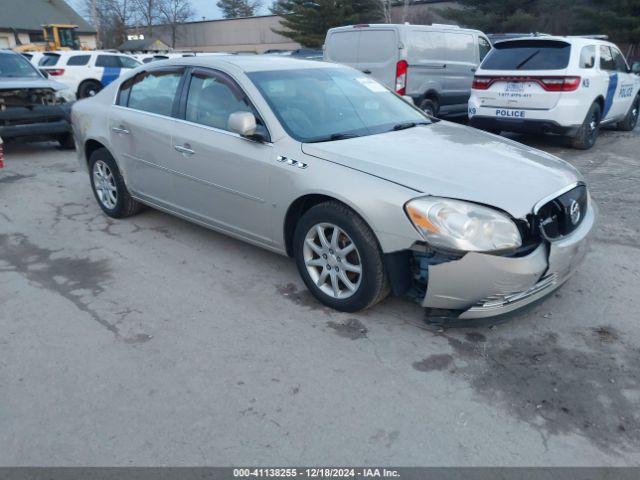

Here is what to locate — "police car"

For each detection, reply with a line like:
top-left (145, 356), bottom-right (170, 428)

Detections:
top-left (468, 36), bottom-right (640, 149)
top-left (38, 51), bottom-right (141, 99)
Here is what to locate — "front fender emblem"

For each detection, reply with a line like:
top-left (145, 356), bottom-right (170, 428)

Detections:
top-left (276, 155), bottom-right (307, 169)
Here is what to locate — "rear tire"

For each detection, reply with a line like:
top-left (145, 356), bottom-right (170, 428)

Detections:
top-left (293, 201), bottom-right (389, 312)
top-left (78, 80), bottom-right (102, 99)
top-left (89, 148), bottom-right (142, 218)
top-left (571, 102), bottom-right (601, 150)
top-left (617, 95), bottom-right (639, 132)
top-left (419, 98), bottom-right (438, 117)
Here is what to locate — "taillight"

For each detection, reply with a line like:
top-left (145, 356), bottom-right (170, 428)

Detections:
top-left (539, 76), bottom-right (581, 92)
top-left (395, 60), bottom-right (408, 95)
top-left (47, 69), bottom-right (65, 76)
top-left (471, 76), bottom-right (581, 92)
top-left (472, 76), bottom-right (492, 90)
top-left (0, 137), bottom-right (4, 169)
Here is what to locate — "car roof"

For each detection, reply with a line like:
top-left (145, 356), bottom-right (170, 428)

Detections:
top-left (156, 55), bottom-right (337, 73)
top-left (328, 23), bottom-right (484, 35)
top-left (493, 35), bottom-right (619, 49)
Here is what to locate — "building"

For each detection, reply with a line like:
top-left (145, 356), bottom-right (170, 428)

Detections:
top-left (118, 37), bottom-right (171, 53)
top-left (128, 15), bottom-right (300, 54)
top-left (127, 0), bottom-right (460, 54)
top-left (0, 0), bottom-right (97, 50)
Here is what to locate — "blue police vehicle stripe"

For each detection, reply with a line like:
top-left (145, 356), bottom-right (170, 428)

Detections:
top-left (100, 67), bottom-right (121, 87)
top-left (603, 73), bottom-right (618, 118)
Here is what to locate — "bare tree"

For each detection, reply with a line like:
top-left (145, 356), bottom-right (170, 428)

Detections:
top-left (158, 0), bottom-right (194, 48)
top-left (132, 0), bottom-right (160, 37)
top-left (379, 0), bottom-right (392, 23)
top-left (83, 0), bottom-right (134, 48)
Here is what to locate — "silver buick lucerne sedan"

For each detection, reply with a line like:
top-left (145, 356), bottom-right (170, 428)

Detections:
top-left (72, 56), bottom-right (596, 319)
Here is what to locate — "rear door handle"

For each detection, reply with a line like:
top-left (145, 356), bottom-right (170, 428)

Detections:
top-left (362, 69), bottom-right (372, 74)
top-left (174, 144), bottom-right (195, 155)
top-left (112, 126), bottom-right (129, 135)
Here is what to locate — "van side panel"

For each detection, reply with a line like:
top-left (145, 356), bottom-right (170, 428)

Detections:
top-left (356, 29), bottom-right (399, 88)
top-left (325, 28), bottom-right (398, 89)
top-left (405, 29), bottom-right (448, 108)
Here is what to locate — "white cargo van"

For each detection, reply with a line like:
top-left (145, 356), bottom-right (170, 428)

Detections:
top-left (324, 24), bottom-right (492, 117)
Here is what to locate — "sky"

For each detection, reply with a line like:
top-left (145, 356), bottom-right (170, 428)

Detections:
top-left (67, 0), bottom-right (272, 23)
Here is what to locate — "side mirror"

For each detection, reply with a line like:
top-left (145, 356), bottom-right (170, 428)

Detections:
top-left (228, 111), bottom-right (257, 137)
top-left (632, 62), bottom-right (640, 75)
top-left (39, 69), bottom-right (49, 78)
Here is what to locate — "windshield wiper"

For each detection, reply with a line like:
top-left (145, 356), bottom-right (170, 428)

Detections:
top-left (391, 121), bottom-right (430, 131)
top-left (516, 50), bottom-right (540, 70)
top-left (307, 132), bottom-right (361, 143)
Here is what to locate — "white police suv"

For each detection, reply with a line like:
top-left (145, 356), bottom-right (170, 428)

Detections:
top-left (38, 51), bottom-right (141, 99)
top-left (468, 36), bottom-right (640, 149)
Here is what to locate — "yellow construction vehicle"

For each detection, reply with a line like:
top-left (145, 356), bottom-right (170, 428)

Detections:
top-left (14, 24), bottom-right (83, 53)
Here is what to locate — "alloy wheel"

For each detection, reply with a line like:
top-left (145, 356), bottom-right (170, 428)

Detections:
top-left (303, 223), bottom-right (362, 299)
top-left (92, 160), bottom-right (117, 209)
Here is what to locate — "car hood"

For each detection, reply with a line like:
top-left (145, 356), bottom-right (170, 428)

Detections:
top-left (0, 77), bottom-right (68, 91)
top-left (301, 121), bottom-right (583, 218)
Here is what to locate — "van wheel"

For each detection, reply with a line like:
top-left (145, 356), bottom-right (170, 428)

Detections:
top-left (571, 102), bottom-right (601, 150)
top-left (89, 148), bottom-right (142, 218)
top-left (293, 201), bottom-right (389, 312)
top-left (419, 98), bottom-right (438, 117)
top-left (617, 95), bottom-right (639, 131)
top-left (78, 80), bottom-right (102, 99)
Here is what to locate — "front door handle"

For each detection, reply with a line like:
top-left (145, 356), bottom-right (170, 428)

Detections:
top-left (362, 69), bottom-right (372, 74)
top-left (174, 144), bottom-right (195, 155)
top-left (112, 126), bottom-right (130, 135)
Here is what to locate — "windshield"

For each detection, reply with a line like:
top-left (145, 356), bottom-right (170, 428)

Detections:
top-left (0, 53), bottom-right (41, 78)
top-left (248, 68), bottom-right (429, 142)
top-left (481, 40), bottom-right (571, 70)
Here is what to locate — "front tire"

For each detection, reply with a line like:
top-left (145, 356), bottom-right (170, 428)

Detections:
top-left (617, 95), bottom-right (639, 131)
top-left (89, 148), bottom-right (142, 218)
top-left (571, 102), bottom-right (601, 150)
top-left (293, 202), bottom-right (389, 312)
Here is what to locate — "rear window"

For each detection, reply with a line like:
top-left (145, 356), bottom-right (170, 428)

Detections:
top-left (358, 30), bottom-right (397, 62)
top-left (39, 53), bottom-right (60, 66)
top-left (481, 40), bottom-right (571, 70)
top-left (67, 55), bottom-right (90, 66)
top-left (326, 31), bottom-right (359, 63)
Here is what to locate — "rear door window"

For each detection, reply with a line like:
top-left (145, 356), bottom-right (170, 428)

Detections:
top-left (326, 31), bottom-right (359, 63)
top-left (66, 55), bottom-right (90, 66)
top-left (358, 30), bottom-right (397, 62)
top-left (39, 53), bottom-right (60, 66)
top-left (579, 46), bottom-right (596, 68)
top-left (481, 40), bottom-right (571, 70)
top-left (126, 68), bottom-right (184, 116)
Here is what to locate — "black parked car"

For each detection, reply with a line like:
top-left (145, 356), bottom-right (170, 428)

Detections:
top-left (0, 49), bottom-right (75, 148)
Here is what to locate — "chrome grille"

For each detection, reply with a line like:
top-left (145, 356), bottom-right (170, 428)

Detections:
top-left (536, 185), bottom-right (587, 240)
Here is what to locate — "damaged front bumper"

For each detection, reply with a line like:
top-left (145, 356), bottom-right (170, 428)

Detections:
top-left (414, 201), bottom-right (596, 319)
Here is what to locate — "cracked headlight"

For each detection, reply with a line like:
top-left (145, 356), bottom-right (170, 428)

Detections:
top-left (405, 197), bottom-right (522, 252)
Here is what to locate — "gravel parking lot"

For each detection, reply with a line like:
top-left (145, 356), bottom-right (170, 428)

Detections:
top-left (1, 125), bottom-right (639, 466)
